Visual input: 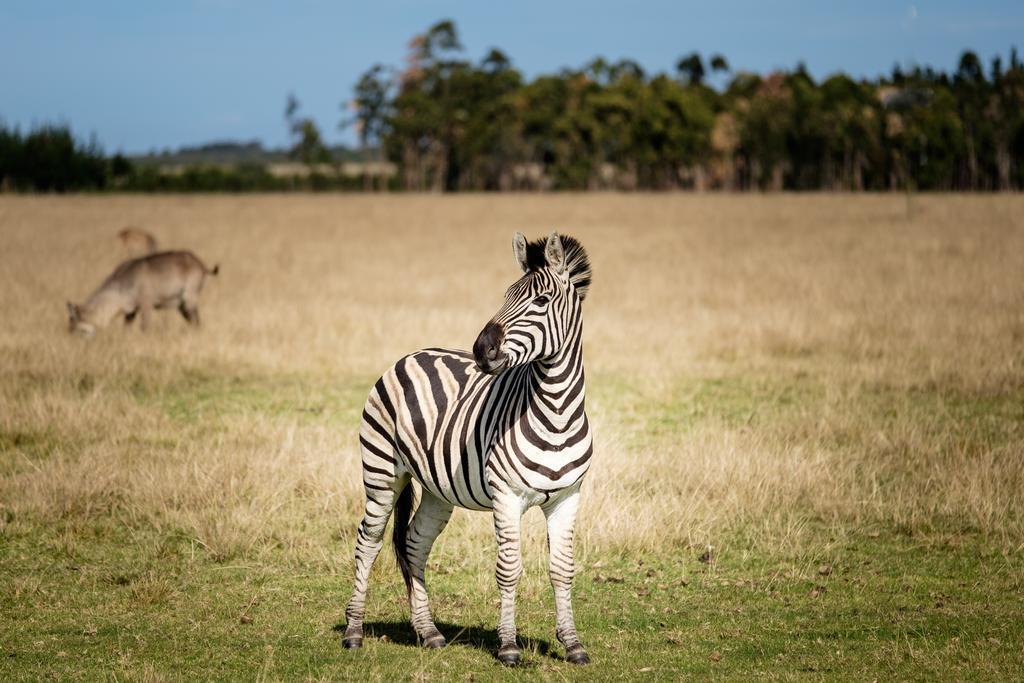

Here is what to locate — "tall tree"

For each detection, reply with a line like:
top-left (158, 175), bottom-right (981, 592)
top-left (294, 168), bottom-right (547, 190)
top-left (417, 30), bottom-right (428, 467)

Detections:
top-left (676, 52), bottom-right (705, 86)
top-left (954, 50), bottom-right (989, 188)
top-left (350, 22), bottom-right (1024, 193)
top-left (285, 95), bottom-right (329, 170)
top-left (345, 65), bottom-right (393, 190)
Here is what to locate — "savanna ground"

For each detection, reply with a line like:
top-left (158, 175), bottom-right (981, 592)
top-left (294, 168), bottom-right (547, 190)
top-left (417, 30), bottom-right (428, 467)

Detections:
top-left (1, 194), bottom-right (1022, 681)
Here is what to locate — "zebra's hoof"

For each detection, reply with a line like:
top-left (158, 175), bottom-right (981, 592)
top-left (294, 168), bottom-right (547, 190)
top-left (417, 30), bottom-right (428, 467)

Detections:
top-left (423, 633), bottom-right (446, 649)
top-left (565, 644), bottom-right (590, 664)
top-left (497, 646), bottom-right (522, 666)
top-left (342, 637), bottom-right (363, 649)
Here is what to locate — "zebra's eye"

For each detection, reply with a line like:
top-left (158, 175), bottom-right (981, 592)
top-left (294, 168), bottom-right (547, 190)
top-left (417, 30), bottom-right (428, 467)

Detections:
top-left (532, 294), bottom-right (550, 306)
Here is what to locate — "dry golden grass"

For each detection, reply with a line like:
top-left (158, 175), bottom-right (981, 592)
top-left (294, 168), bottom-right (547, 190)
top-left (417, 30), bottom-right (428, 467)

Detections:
top-left (1, 193), bottom-right (1023, 573)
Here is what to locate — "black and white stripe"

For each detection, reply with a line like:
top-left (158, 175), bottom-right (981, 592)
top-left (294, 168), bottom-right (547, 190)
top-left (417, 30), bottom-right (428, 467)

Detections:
top-left (342, 232), bottom-right (593, 665)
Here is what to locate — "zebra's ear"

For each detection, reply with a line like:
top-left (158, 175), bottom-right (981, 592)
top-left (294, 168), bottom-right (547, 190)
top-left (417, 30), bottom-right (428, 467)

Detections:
top-left (544, 232), bottom-right (566, 274)
top-left (512, 232), bottom-right (529, 272)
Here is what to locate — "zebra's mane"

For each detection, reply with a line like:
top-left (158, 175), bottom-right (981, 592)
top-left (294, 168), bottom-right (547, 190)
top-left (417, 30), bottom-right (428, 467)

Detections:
top-left (524, 235), bottom-right (592, 301)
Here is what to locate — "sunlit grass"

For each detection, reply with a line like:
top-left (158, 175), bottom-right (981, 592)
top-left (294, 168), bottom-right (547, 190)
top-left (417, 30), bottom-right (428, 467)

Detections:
top-left (1, 193), bottom-right (1022, 679)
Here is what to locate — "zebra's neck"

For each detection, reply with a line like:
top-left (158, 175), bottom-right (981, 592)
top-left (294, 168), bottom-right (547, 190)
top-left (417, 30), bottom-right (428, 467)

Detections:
top-left (527, 318), bottom-right (585, 432)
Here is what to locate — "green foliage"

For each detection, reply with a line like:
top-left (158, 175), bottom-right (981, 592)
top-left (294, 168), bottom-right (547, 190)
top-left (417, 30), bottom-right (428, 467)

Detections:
top-left (123, 163), bottom-right (284, 192)
top-left (0, 124), bottom-right (111, 192)
top-left (119, 163), bottom-right (374, 192)
top-left (285, 95), bottom-right (331, 168)
top-left (4, 24), bottom-right (1024, 194)
top-left (346, 64), bottom-right (393, 150)
top-left (676, 52), bottom-right (706, 85)
top-left (709, 54), bottom-right (730, 73)
top-left (360, 23), bottom-right (1024, 191)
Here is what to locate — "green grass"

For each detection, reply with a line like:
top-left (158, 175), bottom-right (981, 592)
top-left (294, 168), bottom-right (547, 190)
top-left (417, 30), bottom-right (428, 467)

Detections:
top-left (2, 367), bottom-right (1023, 680)
top-left (137, 367), bottom-right (373, 428)
top-left (615, 371), bottom-right (1024, 446)
top-left (2, 523), bottom-right (1021, 680)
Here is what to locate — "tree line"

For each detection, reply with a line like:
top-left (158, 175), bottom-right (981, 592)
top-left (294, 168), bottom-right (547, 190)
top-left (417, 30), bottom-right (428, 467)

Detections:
top-left (0, 122), bottom-right (374, 193)
top-left (0, 125), bottom-right (128, 192)
top-left (3, 19), bottom-right (1022, 193)
top-left (346, 20), bottom-right (1024, 192)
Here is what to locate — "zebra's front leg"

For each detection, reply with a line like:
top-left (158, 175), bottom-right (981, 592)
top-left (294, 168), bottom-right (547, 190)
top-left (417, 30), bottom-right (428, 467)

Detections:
top-left (404, 492), bottom-right (453, 648)
top-left (543, 488), bottom-right (589, 664)
top-left (492, 494), bottom-right (525, 665)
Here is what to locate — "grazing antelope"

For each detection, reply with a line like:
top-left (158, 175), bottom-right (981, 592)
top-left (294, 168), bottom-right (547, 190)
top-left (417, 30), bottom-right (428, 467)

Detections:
top-left (67, 251), bottom-right (219, 336)
top-left (343, 233), bottom-right (594, 666)
top-left (117, 227), bottom-right (159, 257)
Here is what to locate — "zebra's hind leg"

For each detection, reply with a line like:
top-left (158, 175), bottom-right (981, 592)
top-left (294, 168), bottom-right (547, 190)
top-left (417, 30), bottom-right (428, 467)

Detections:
top-left (343, 477), bottom-right (405, 649)
top-left (401, 491), bottom-right (454, 648)
top-left (543, 488), bottom-right (589, 664)
top-left (492, 492), bottom-right (525, 665)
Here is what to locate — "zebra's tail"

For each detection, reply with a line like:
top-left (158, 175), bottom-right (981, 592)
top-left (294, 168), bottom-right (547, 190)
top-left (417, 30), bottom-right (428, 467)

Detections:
top-left (392, 481), bottom-right (414, 598)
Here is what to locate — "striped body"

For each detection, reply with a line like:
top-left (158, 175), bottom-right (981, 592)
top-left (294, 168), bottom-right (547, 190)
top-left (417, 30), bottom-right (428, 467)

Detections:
top-left (343, 232), bottom-right (593, 665)
top-left (360, 346), bottom-right (591, 512)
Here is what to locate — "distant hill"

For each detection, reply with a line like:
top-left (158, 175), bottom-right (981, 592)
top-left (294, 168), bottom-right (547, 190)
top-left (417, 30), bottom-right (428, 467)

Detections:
top-left (130, 140), bottom-right (374, 167)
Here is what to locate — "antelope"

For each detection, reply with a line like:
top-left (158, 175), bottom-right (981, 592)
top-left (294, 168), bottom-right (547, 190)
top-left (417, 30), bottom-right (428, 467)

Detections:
top-left (67, 251), bottom-right (218, 336)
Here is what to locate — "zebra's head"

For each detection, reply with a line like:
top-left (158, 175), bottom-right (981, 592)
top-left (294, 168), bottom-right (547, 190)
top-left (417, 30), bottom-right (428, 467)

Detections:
top-left (473, 232), bottom-right (591, 375)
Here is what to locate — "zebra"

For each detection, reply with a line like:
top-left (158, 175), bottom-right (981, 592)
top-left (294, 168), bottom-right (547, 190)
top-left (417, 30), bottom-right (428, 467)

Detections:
top-left (342, 232), bottom-right (594, 666)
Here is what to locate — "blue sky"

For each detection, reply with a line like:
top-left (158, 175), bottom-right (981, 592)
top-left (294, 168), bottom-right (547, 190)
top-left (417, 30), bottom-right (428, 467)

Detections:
top-left (1, 1), bottom-right (1021, 154)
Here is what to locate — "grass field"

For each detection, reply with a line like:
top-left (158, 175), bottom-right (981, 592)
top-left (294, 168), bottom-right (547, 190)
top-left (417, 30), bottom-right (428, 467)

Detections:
top-left (1, 194), bottom-right (1022, 680)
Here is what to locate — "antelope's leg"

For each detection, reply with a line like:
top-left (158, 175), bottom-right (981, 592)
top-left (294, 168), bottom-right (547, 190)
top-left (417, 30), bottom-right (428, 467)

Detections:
top-left (138, 304), bottom-right (152, 331)
top-left (178, 301), bottom-right (200, 326)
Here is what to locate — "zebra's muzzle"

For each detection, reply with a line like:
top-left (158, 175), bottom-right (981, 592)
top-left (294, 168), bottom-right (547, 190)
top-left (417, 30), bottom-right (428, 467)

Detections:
top-left (473, 320), bottom-right (507, 374)
top-left (477, 355), bottom-right (508, 375)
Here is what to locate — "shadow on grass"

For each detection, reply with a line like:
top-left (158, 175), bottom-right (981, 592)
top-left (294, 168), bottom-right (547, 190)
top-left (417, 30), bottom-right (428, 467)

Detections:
top-left (333, 620), bottom-right (559, 665)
